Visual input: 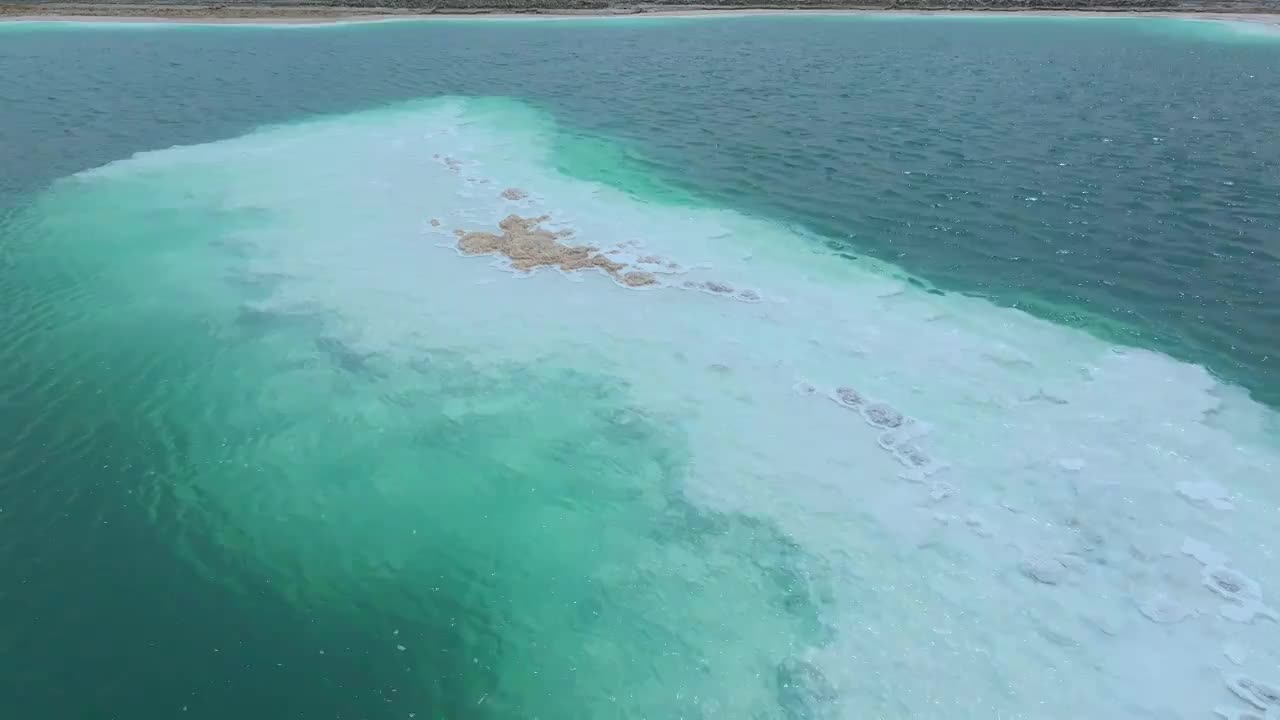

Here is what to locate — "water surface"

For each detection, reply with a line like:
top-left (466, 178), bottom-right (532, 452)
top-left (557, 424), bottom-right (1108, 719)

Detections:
top-left (1, 15), bottom-right (1278, 720)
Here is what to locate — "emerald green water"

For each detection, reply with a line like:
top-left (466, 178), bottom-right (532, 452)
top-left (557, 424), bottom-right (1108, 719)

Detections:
top-left (1, 16), bottom-right (1279, 720)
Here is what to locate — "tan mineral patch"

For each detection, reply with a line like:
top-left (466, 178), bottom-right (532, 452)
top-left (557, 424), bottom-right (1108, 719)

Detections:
top-left (456, 215), bottom-right (661, 289)
top-left (620, 271), bottom-right (658, 287)
top-left (500, 187), bottom-right (528, 201)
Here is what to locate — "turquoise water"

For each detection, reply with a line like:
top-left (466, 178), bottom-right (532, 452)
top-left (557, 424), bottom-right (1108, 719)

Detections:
top-left (1, 15), bottom-right (1279, 720)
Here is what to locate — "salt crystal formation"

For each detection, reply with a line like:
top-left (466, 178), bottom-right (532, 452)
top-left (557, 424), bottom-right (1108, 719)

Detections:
top-left (1020, 555), bottom-right (1069, 586)
top-left (1226, 675), bottom-right (1280, 711)
top-left (1223, 644), bottom-right (1248, 666)
top-left (928, 482), bottom-right (955, 502)
top-left (1135, 593), bottom-right (1194, 624)
top-left (1200, 566), bottom-right (1278, 624)
top-left (833, 386), bottom-right (864, 408)
top-left (681, 279), bottom-right (763, 302)
top-left (861, 403), bottom-right (905, 429)
top-left (435, 154), bottom-right (463, 173)
top-left (895, 444), bottom-right (933, 470)
top-left (1175, 480), bottom-right (1235, 510)
top-left (1204, 566), bottom-right (1264, 604)
top-left (824, 385), bottom-right (943, 476)
top-left (792, 381), bottom-right (818, 396)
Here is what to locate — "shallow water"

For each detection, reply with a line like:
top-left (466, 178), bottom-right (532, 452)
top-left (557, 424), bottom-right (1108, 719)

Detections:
top-left (1, 16), bottom-right (1279, 720)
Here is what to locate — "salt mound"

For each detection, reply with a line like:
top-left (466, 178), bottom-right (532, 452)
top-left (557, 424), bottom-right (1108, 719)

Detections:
top-left (1176, 480), bottom-right (1235, 510)
top-left (1200, 565), bottom-right (1278, 622)
top-left (832, 386), bottom-right (864, 408)
top-left (1226, 674), bottom-right (1280, 710)
top-left (1203, 566), bottom-right (1263, 605)
top-left (1224, 643), bottom-right (1248, 666)
top-left (455, 214), bottom-right (657, 287)
top-left (435, 153), bottom-right (463, 173)
top-left (1136, 592), bottom-right (1194, 624)
top-left (679, 279), bottom-right (763, 302)
top-left (893, 443), bottom-right (933, 470)
top-left (861, 403), bottom-right (904, 429)
top-left (500, 187), bottom-right (528, 200)
top-left (1020, 555), bottom-right (1070, 586)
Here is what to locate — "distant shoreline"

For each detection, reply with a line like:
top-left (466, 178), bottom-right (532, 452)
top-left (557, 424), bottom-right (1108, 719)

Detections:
top-left (3, 3), bottom-right (1279, 26)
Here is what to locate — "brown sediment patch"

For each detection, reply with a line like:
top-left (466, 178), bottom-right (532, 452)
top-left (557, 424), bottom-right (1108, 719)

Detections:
top-left (500, 187), bottom-right (529, 201)
top-left (620, 271), bottom-right (658, 287)
top-left (457, 215), bottom-right (664, 290)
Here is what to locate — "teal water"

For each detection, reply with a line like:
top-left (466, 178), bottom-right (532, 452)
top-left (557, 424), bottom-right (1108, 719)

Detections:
top-left (1, 16), bottom-right (1279, 720)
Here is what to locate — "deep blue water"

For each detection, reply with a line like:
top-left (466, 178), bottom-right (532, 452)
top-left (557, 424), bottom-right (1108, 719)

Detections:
top-left (2, 18), bottom-right (1279, 404)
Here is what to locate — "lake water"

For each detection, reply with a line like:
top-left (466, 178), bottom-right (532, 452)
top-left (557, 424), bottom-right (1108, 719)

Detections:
top-left (1, 15), bottom-right (1278, 720)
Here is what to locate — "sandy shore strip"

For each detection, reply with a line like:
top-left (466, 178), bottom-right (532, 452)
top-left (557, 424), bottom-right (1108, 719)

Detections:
top-left (3, 4), bottom-right (1280, 26)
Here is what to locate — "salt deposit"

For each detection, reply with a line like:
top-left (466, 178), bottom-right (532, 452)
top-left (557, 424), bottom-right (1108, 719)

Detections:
top-left (62, 96), bottom-right (1280, 720)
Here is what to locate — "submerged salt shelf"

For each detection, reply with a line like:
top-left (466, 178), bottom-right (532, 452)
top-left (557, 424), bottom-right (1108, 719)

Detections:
top-left (49, 96), bottom-right (1280, 719)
